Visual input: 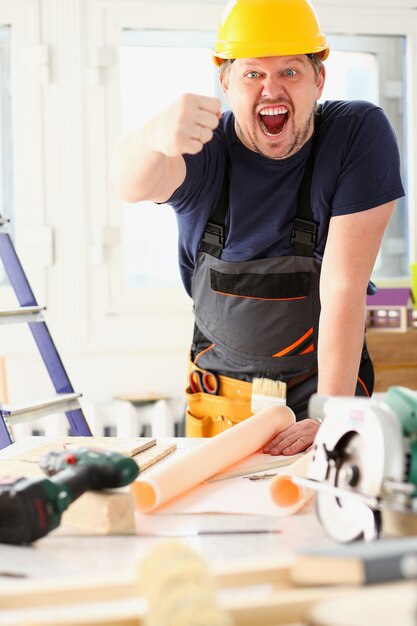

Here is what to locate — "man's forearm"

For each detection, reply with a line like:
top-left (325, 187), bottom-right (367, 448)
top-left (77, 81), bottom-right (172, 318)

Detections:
top-left (110, 123), bottom-right (179, 203)
top-left (317, 295), bottom-right (367, 396)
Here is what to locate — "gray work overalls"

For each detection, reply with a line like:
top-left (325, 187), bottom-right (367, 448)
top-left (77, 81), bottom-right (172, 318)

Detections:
top-left (186, 109), bottom-right (374, 436)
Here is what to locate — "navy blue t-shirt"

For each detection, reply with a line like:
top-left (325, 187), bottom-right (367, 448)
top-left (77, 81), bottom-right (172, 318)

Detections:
top-left (168, 100), bottom-right (405, 296)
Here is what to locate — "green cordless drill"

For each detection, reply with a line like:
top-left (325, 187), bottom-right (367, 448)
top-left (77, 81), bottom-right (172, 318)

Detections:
top-left (0, 448), bottom-right (139, 545)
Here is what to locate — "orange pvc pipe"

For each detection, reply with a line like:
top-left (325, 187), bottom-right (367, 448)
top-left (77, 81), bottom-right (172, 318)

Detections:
top-left (270, 450), bottom-right (315, 510)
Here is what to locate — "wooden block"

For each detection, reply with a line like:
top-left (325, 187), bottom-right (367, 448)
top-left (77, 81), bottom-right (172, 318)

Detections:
top-left (61, 490), bottom-right (135, 534)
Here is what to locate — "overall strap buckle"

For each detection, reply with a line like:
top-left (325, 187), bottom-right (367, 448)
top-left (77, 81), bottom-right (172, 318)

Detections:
top-left (201, 221), bottom-right (224, 246)
top-left (200, 222), bottom-right (225, 258)
top-left (291, 218), bottom-right (317, 249)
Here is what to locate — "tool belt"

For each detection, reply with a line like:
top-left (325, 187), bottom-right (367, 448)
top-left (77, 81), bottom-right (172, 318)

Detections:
top-left (185, 359), bottom-right (253, 437)
top-left (185, 359), bottom-right (321, 437)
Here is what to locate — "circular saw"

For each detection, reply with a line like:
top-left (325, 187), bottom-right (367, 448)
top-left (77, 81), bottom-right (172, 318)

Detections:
top-left (296, 387), bottom-right (417, 542)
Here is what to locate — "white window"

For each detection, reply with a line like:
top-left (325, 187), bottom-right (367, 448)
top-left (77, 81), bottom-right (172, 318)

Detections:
top-left (321, 34), bottom-right (407, 281)
top-left (120, 29), bottom-right (222, 290)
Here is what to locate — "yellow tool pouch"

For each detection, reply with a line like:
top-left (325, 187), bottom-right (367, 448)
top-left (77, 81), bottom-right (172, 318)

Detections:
top-left (185, 362), bottom-right (253, 437)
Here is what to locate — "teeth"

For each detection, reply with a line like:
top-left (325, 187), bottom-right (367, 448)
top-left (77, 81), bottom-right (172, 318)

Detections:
top-left (259, 107), bottom-right (288, 116)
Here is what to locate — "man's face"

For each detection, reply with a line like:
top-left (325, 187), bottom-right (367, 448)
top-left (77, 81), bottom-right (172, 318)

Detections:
top-left (220, 55), bottom-right (325, 160)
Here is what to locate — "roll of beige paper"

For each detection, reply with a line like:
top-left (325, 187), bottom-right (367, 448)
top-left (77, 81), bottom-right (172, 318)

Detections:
top-left (270, 450), bottom-right (314, 509)
top-left (131, 404), bottom-right (295, 512)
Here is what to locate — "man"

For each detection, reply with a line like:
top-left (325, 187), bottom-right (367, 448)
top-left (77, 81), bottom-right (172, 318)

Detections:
top-left (111, 0), bottom-right (404, 454)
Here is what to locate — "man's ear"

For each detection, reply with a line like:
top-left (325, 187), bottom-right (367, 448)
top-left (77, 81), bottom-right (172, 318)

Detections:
top-left (316, 65), bottom-right (326, 100)
top-left (219, 69), bottom-right (229, 95)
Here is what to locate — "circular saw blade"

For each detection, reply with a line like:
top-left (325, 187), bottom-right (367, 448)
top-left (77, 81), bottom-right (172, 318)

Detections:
top-left (316, 432), bottom-right (382, 542)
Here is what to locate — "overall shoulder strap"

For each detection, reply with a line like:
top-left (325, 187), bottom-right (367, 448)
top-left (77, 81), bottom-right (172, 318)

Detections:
top-left (199, 158), bottom-right (229, 259)
top-left (291, 104), bottom-right (323, 257)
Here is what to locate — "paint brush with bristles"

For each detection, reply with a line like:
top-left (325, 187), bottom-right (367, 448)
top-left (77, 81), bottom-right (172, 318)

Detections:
top-left (251, 378), bottom-right (287, 413)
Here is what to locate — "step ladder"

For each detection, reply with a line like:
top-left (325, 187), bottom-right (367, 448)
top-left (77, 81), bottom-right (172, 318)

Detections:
top-left (0, 215), bottom-right (92, 449)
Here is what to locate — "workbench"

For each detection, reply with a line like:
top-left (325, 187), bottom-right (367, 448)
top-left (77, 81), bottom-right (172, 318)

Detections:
top-left (0, 436), bottom-right (331, 568)
top-left (1, 437), bottom-right (415, 626)
top-left (0, 436), bottom-right (331, 625)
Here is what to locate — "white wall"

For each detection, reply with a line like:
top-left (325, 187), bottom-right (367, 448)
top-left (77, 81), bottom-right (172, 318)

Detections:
top-left (1, 0), bottom-right (416, 423)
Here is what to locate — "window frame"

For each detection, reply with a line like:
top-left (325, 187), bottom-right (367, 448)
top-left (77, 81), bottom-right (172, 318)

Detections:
top-left (0, 0), bottom-right (47, 354)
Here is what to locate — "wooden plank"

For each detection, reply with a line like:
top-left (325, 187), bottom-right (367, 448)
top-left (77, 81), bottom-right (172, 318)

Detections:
top-left (10, 436), bottom-right (156, 462)
top-left (133, 442), bottom-right (177, 472)
top-left (0, 557), bottom-right (293, 609)
top-left (0, 441), bottom-right (176, 479)
top-left (0, 581), bottom-right (356, 626)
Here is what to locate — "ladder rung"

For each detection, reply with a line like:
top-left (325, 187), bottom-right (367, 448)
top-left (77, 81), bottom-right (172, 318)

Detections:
top-left (0, 306), bottom-right (45, 325)
top-left (1, 393), bottom-right (82, 424)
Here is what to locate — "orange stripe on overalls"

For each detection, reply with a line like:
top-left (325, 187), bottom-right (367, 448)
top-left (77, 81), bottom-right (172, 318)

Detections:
top-left (211, 289), bottom-right (307, 302)
top-left (194, 343), bottom-right (215, 365)
top-left (272, 327), bottom-right (314, 358)
top-left (300, 343), bottom-right (314, 355)
top-left (357, 375), bottom-right (371, 397)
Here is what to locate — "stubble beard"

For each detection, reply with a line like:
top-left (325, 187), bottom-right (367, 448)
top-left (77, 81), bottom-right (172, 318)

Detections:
top-left (236, 106), bottom-right (316, 160)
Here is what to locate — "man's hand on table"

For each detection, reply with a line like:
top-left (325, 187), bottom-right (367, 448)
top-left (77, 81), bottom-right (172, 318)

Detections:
top-left (263, 419), bottom-right (321, 455)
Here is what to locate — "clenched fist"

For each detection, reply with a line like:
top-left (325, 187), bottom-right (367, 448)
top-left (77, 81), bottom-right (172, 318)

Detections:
top-left (149, 93), bottom-right (222, 157)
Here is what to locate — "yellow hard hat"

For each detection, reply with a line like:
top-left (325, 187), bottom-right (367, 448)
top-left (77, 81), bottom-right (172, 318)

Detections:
top-left (213, 0), bottom-right (330, 66)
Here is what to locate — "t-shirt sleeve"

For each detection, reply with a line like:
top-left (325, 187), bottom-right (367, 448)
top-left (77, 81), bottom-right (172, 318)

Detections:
top-left (166, 133), bottom-right (225, 216)
top-left (331, 106), bottom-right (405, 216)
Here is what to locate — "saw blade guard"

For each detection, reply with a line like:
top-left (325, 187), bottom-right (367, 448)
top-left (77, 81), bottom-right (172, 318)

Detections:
top-left (307, 396), bottom-right (405, 542)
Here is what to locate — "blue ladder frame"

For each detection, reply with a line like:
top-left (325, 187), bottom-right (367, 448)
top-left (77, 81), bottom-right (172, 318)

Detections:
top-left (0, 223), bottom-right (91, 448)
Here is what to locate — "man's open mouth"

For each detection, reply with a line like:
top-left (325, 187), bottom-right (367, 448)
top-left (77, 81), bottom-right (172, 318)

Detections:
top-left (258, 106), bottom-right (288, 137)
